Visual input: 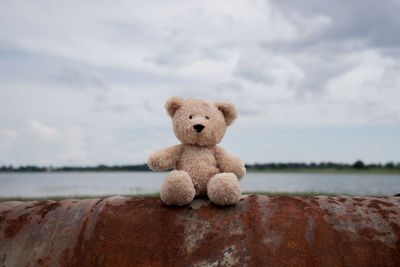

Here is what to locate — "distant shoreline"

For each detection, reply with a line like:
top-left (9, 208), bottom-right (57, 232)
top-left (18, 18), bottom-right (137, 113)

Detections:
top-left (1, 169), bottom-right (400, 174)
top-left (1, 161), bottom-right (399, 174)
top-left (246, 168), bottom-right (400, 174)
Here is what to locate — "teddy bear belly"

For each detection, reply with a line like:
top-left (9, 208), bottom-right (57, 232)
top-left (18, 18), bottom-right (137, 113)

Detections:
top-left (176, 148), bottom-right (220, 195)
top-left (176, 165), bottom-right (220, 195)
top-left (191, 168), bottom-right (219, 195)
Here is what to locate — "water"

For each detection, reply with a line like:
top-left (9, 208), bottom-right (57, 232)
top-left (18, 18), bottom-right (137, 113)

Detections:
top-left (1, 172), bottom-right (400, 198)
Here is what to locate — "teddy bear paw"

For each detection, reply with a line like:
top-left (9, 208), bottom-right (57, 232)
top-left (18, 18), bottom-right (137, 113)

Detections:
top-left (207, 173), bottom-right (242, 205)
top-left (161, 170), bottom-right (196, 206)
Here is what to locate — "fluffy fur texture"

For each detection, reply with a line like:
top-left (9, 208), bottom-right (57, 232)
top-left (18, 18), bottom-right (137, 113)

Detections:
top-left (148, 97), bottom-right (246, 206)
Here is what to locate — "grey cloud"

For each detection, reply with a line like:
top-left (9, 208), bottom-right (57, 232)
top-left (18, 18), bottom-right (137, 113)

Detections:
top-left (49, 67), bottom-right (108, 92)
top-left (104, 20), bottom-right (161, 46)
top-left (214, 81), bottom-right (242, 93)
top-left (145, 44), bottom-right (220, 68)
top-left (232, 49), bottom-right (304, 91)
top-left (0, 41), bottom-right (193, 90)
top-left (144, 26), bottom-right (227, 68)
top-left (93, 103), bottom-right (130, 113)
top-left (294, 56), bottom-right (356, 97)
top-left (234, 64), bottom-right (274, 85)
top-left (90, 64), bottom-right (196, 87)
top-left (0, 43), bottom-right (110, 91)
top-left (0, 43), bottom-right (55, 82)
top-left (269, 0), bottom-right (400, 49)
top-left (250, 0), bottom-right (400, 96)
top-left (237, 107), bottom-right (262, 116)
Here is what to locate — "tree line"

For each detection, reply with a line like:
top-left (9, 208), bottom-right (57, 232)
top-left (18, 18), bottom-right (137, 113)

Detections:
top-left (0, 164), bottom-right (150, 172)
top-left (244, 161), bottom-right (400, 171)
top-left (0, 161), bottom-right (399, 172)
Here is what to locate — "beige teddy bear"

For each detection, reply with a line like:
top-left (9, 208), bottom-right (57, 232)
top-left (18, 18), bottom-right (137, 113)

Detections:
top-left (148, 96), bottom-right (246, 206)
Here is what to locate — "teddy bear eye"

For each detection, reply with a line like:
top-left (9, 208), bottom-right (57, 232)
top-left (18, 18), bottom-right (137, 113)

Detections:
top-left (189, 115), bottom-right (193, 119)
top-left (205, 116), bottom-right (209, 120)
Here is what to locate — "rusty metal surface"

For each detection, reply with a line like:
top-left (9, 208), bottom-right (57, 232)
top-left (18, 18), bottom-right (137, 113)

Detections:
top-left (1, 194), bottom-right (400, 266)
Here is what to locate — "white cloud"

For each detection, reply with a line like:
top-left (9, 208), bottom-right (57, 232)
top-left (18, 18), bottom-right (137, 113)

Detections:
top-left (29, 119), bottom-right (59, 140)
top-left (234, 49), bottom-right (304, 88)
top-left (56, 126), bottom-right (86, 164)
top-left (0, 129), bottom-right (18, 151)
top-left (24, 119), bottom-right (87, 165)
top-left (0, 129), bottom-right (19, 162)
top-left (1, 129), bottom-right (18, 140)
top-left (326, 49), bottom-right (400, 125)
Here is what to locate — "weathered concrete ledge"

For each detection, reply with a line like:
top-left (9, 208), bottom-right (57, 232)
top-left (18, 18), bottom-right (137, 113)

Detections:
top-left (1, 194), bottom-right (400, 266)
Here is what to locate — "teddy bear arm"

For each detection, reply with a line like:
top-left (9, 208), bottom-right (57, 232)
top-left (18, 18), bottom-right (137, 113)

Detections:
top-left (148, 145), bottom-right (183, 171)
top-left (215, 146), bottom-right (246, 180)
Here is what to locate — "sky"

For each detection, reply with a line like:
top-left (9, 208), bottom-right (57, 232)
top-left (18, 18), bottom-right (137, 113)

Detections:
top-left (1, 0), bottom-right (400, 166)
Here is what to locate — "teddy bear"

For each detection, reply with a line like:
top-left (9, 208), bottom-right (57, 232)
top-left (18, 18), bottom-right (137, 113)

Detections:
top-left (147, 96), bottom-right (246, 206)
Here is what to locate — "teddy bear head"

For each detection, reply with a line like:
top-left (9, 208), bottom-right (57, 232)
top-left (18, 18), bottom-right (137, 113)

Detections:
top-left (165, 96), bottom-right (237, 146)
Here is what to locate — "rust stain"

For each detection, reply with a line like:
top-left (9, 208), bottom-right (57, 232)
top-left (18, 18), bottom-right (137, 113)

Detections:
top-left (368, 199), bottom-right (394, 208)
top-left (0, 210), bottom-right (11, 234)
top-left (37, 257), bottom-right (49, 266)
top-left (368, 200), bottom-right (397, 220)
top-left (23, 200), bottom-right (62, 223)
top-left (36, 201), bottom-right (61, 223)
top-left (64, 197), bottom-right (186, 266)
top-left (3, 213), bottom-right (30, 239)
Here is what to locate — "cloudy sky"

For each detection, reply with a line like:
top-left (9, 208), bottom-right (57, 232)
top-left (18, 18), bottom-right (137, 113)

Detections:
top-left (1, 0), bottom-right (399, 166)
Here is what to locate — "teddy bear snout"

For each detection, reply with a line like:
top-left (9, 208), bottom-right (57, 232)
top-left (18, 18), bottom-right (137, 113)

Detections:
top-left (193, 124), bottom-right (205, 133)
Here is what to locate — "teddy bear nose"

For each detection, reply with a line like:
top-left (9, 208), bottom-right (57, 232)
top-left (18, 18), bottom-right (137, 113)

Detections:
top-left (193, 124), bottom-right (205, 132)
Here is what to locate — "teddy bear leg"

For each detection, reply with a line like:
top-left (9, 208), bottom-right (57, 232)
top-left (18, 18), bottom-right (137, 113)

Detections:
top-left (161, 170), bottom-right (196, 206)
top-left (207, 173), bottom-right (242, 206)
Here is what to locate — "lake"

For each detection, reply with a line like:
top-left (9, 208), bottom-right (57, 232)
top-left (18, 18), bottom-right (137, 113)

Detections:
top-left (1, 172), bottom-right (400, 198)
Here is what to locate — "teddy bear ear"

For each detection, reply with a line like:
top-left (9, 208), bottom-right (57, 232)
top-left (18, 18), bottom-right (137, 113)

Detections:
top-left (165, 96), bottom-right (184, 117)
top-left (215, 101), bottom-right (238, 126)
